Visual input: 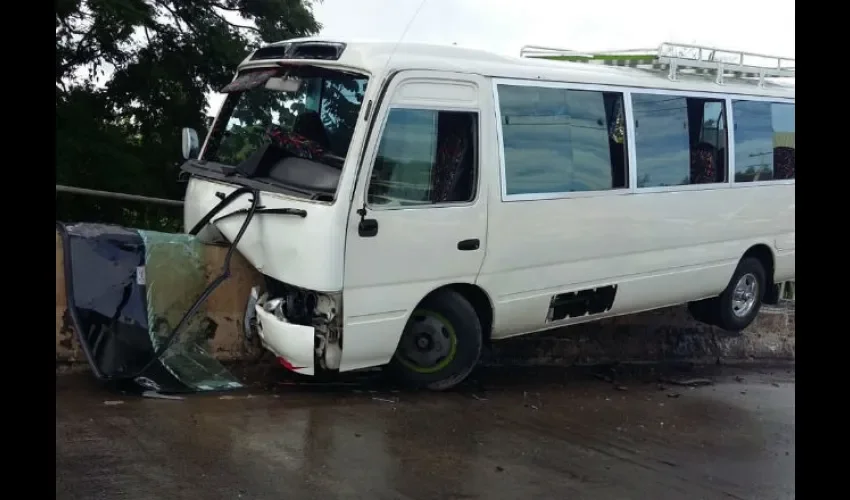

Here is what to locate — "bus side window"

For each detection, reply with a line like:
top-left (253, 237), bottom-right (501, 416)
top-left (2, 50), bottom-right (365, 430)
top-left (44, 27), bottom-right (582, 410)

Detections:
top-left (731, 101), bottom-right (795, 182)
top-left (496, 85), bottom-right (629, 195)
top-left (367, 109), bottom-right (478, 207)
top-left (770, 103), bottom-right (795, 180)
top-left (632, 94), bottom-right (727, 187)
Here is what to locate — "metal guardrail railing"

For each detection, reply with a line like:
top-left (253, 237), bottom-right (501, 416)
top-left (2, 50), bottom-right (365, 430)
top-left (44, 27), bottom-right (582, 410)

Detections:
top-left (56, 184), bottom-right (184, 207)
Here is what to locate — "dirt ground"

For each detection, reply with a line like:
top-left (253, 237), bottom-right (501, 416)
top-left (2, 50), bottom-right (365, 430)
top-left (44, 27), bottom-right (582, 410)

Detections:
top-left (56, 364), bottom-right (794, 500)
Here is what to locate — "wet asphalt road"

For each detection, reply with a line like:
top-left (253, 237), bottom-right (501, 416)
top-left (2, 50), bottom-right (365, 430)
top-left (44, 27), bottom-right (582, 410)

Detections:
top-left (56, 365), bottom-right (794, 500)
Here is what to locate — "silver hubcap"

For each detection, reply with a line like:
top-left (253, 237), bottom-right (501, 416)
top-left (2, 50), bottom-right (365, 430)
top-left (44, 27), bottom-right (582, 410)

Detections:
top-left (732, 273), bottom-right (758, 318)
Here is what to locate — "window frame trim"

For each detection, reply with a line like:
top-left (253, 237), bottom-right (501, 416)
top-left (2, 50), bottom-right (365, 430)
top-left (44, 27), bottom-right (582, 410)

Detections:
top-left (363, 103), bottom-right (482, 211)
top-left (492, 77), bottom-right (795, 202)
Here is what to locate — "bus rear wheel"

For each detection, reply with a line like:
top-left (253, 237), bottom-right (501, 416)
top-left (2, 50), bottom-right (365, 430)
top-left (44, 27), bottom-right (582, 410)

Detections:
top-left (388, 290), bottom-right (483, 391)
top-left (688, 257), bottom-right (766, 332)
top-left (714, 257), bottom-right (766, 332)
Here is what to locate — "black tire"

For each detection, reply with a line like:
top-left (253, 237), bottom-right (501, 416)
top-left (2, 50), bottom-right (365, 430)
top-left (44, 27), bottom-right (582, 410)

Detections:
top-left (711, 257), bottom-right (767, 332)
top-left (388, 290), bottom-right (483, 391)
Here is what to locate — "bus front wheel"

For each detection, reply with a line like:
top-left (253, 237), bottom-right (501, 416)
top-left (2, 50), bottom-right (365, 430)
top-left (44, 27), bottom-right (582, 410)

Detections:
top-left (388, 290), bottom-right (483, 391)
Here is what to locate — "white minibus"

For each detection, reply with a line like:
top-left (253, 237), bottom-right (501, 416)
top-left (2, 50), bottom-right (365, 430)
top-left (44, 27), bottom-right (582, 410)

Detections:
top-left (180, 39), bottom-right (795, 390)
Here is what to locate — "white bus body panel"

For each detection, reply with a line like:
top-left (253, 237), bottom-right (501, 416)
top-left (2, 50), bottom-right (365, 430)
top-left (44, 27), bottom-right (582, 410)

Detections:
top-left (340, 71), bottom-right (492, 372)
top-left (183, 176), bottom-right (347, 292)
top-left (478, 184), bottom-right (795, 339)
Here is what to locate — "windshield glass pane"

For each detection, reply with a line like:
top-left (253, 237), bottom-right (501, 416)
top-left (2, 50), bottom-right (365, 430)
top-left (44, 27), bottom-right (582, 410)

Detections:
top-left (204, 67), bottom-right (368, 167)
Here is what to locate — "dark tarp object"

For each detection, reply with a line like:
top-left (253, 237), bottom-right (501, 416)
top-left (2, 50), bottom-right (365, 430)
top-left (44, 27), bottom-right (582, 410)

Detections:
top-left (57, 223), bottom-right (243, 394)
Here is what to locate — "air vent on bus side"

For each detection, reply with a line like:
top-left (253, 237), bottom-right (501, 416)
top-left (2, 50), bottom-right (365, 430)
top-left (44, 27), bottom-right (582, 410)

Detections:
top-left (546, 285), bottom-right (618, 322)
top-left (250, 42), bottom-right (347, 62)
top-left (250, 44), bottom-right (291, 60)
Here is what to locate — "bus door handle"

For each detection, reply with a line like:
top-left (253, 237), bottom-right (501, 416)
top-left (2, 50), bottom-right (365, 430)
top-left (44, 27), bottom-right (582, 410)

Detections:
top-left (457, 239), bottom-right (480, 251)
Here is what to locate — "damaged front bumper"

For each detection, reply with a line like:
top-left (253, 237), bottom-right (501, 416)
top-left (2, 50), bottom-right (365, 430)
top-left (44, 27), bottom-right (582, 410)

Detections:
top-left (246, 285), bottom-right (342, 376)
top-left (255, 306), bottom-right (316, 375)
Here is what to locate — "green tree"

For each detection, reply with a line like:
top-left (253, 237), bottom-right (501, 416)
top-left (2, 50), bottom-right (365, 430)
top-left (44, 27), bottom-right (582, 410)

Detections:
top-left (56, 0), bottom-right (321, 230)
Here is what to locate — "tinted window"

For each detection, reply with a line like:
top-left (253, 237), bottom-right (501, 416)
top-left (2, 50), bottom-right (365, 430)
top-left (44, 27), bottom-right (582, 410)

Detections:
top-left (732, 101), bottom-right (795, 182)
top-left (367, 109), bottom-right (477, 207)
top-left (497, 85), bottom-right (628, 195)
top-left (732, 101), bottom-right (773, 181)
top-left (320, 77), bottom-right (368, 157)
top-left (632, 94), bottom-right (728, 188)
top-left (772, 103), bottom-right (795, 180)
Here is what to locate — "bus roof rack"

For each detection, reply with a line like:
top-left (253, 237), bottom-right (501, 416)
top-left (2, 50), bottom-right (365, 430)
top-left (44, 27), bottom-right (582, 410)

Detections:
top-left (520, 42), bottom-right (795, 87)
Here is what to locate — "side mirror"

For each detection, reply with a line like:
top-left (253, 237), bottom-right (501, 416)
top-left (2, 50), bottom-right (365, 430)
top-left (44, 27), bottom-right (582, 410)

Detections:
top-left (181, 127), bottom-right (200, 160)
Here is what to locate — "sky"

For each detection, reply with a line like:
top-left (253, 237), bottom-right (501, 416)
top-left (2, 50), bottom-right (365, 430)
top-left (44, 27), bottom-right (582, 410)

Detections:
top-left (208, 0), bottom-right (795, 114)
top-left (312, 0), bottom-right (795, 57)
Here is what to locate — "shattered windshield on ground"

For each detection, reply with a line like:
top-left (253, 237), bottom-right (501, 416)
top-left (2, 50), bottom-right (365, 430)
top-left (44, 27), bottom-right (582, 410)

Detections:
top-left (58, 223), bottom-right (243, 394)
top-left (203, 67), bottom-right (368, 169)
top-left (138, 230), bottom-right (244, 392)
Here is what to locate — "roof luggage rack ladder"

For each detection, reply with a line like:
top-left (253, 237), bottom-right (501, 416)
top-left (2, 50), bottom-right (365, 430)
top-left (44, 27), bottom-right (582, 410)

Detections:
top-left (520, 42), bottom-right (795, 87)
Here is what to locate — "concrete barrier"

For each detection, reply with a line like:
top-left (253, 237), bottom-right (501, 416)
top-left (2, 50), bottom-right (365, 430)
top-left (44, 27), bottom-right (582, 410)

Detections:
top-left (55, 231), bottom-right (794, 370)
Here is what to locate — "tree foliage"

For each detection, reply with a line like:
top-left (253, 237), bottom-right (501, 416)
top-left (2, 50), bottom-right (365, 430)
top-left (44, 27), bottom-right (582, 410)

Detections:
top-left (56, 0), bottom-right (321, 229)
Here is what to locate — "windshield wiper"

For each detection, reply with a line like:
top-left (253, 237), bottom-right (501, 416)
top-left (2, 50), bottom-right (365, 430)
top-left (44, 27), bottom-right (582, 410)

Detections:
top-left (213, 206), bottom-right (307, 224)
